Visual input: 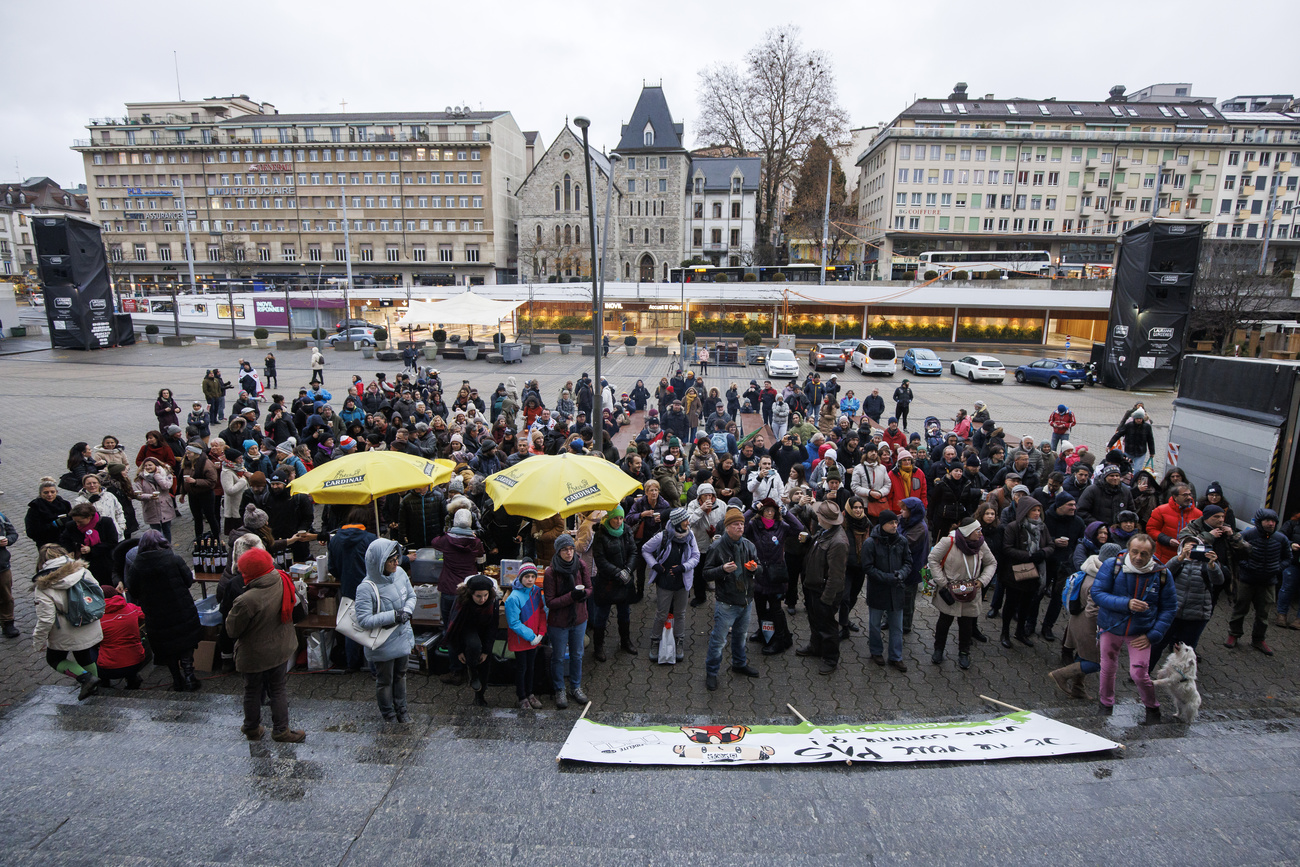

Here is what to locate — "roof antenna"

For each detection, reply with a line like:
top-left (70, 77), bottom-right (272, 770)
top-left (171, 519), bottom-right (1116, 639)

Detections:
top-left (174, 51), bottom-right (182, 100)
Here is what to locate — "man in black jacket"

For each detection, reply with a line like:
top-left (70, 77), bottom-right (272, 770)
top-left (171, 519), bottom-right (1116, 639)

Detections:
top-left (1107, 408), bottom-right (1157, 468)
top-left (701, 507), bottom-right (761, 691)
top-left (1227, 508), bottom-right (1288, 654)
top-left (398, 486), bottom-right (446, 550)
top-left (1077, 465), bottom-right (1134, 527)
top-left (263, 471), bottom-right (317, 562)
top-left (1037, 491), bottom-right (1085, 642)
top-left (796, 501), bottom-right (848, 675)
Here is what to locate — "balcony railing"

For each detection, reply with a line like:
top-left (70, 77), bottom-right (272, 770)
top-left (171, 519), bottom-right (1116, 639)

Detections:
top-left (75, 129), bottom-right (491, 149)
top-left (875, 126), bottom-right (1236, 146)
top-left (703, 242), bottom-right (729, 252)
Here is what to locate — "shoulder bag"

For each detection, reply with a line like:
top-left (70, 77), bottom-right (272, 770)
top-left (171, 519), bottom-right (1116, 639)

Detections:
top-left (334, 579), bottom-right (398, 649)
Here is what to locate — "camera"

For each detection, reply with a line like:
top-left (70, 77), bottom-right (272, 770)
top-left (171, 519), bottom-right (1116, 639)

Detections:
top-left (1189, 545), bottom-right (1211, 562)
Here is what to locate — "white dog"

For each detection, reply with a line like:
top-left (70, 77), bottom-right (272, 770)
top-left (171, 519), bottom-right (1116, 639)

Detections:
top-left (1151, 642), bottom-right (1201, 724)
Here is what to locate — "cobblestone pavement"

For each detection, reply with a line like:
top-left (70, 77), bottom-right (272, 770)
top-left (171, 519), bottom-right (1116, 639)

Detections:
top-left (1, 340), bottom-right (1293, 741)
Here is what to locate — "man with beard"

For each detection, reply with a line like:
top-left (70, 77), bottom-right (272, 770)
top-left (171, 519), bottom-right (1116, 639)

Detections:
top-left (1077, 465), bottom-right (1134, 528)
top-left (262, 470), bottom-right (317, 562)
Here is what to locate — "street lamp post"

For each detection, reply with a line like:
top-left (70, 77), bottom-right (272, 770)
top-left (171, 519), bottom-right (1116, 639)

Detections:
top-left (574, 116), bottom-right (604, 456)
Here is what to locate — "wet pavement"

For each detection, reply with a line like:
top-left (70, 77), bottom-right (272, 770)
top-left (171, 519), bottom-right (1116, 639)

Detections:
top-left (1, 685), bottom-right (1298, 866)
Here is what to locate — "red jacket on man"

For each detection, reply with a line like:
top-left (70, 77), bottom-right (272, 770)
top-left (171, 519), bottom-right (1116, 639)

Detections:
top-left (1146, 496), bottom-right (1202, 562)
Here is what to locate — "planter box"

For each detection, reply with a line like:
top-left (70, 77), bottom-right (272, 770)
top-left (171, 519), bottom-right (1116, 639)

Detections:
top-left (218, 337), bottom-right (251, 349)
top-left (255, 338), bottom-right (269, 349)
top-left (376, 350), bottom-right (402, 362)
top-left (9, 326), bottom-right (27, 337)
top-left (580, 345), bottom-right (597, 356)
top-left (361, 348), bottom-right (375, 359)
top-left (625, 345), bottom-right (638, 355)
top-left (424, 344), bottom-right (441, 360)
top-left (559, 345), bottom-right (571, 355)
top-left (145, 334), bottom-right (160, 344)
top-left (276, 339), bottom-right (308, 350)
top-left (333, 342), bottom-right (360, 351)
top-left (645, 346), bottom-right (669, 357)
top-left (162, 335), bottom-right (197, 347)
top-left (463, 345), bottom-right (480, 361)
top-left (528, 344), bottom-right (544, 356)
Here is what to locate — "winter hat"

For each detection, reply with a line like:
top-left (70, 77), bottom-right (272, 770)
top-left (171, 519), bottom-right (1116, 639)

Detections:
top-left (1205, 481), bottom-right (1224, 497)
top-left (1116, 510), bottom-right (1138, 524)
top-left (824, 465), bottom-right (843, 481)
top-left (466, 574), bottom-right (495, 595)
top-left (1058, 440), bottom-right (1074, 453)
top-left (338, 436), bottom-right (356, 451)
top-left (453, 509), bottom-right (473, 530)
top-left (667, 437), bottom-right (681, 448)
top-left (824, 448), bottom-right (838, 463)
top-left (669, 506), bottom-right (690, 527)
top-left (965, 455), bottom-right (982, 468)
top-left (1012, 484), bottom-right (1030, 495)
top-left (165, 424), bottom-right (183, 435)
top-left (724, 506), bottom-right (746, 527)
top-left (663, 453), bottom-right (677, 465)
top-left (186, 443), bottom-right (204, 455)
top-left (1132, 408), bottom-right (1146, 419)
top-left (271, 469), bottom-right (292, 483)
top-left (240, 407), bottom-right (257, 417)
top-left (248, 471), bottom-right (267, 487)
top-left (958, 518), bottom-right (981, 536)
top-left (517, 562), bottom-right (539, 582)
top-left (1057, 404), bottom-right (1068, 413)
top-left (888, 416), bottom-right (898, 424)
top-left (237, 547), bottom-right (275, 580)
top-left (695, 482), bottom-right (716, 498)
top-left (106, 463), bottom-right (127, 477)
top-left (1053, 491), bottom-right (1076, 509)
top-left (224, 447), bottom-right (242, 462)
top-left (1202, 504), bottom-right (1225, 518)
top-left (448, 475), bottom-right (465, 494)
top-left (555, 533), bottom-right (575, 551)
top-left (1099, 543), bottom-right (1123, 561)
top-left (1101, 464), bottom-right (1122, 478)
top-left (877, 509), bottom-right (898, 525)
top-left (243, 504), bottom-right (269, 530)
top-left (569, 438), bottom-right (585, 452)
top-left (974, 400), bottom-right (986, 409)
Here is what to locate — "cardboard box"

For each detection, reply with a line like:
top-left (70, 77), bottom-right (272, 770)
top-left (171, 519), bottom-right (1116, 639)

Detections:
top-left (290, 562), bottom-right (315, 581)
top-left (409, 632), bottom-right (439, 672)
top-left (193, 640), bottom-right (217, 673)
top-left (315, 596), bottom-right (338, 616)
top-left (499, 559), bottom-right (523, 587)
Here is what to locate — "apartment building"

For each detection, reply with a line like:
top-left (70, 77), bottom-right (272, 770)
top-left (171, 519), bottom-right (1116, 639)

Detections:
top-left (854, 82), bottom-right (1300, 279)
top-left (683, 156), bottom-right (760, 266)
top-left (1213, 99), bottom-right (1300, 263)
top-left (73, 96), bottom-right (526, 292)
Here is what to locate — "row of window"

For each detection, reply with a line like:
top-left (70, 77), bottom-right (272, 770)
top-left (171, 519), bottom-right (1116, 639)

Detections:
top-left (110, 242), bottom-right (480, 263)
top-left (1226, 150), bottom-right (1300, 166)
top-left (1214, 223), bottom-right (1300, 238)
top-left (692, 202), bottom-right (744, 219)
top-left (101, 219), bottom-right (484, 234)
top-left (94, 170), bottom-right (482, 188)
top-left (92, 147), bottom-right (481, 166)
top-left (690, 228), bottom-right (743, 247)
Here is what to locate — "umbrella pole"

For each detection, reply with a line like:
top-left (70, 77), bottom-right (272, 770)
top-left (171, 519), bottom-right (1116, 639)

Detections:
top-left (374, 497), bottom-right (382, 538)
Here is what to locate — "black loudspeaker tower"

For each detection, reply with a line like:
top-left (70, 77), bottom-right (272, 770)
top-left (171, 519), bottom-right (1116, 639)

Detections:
top-left (1101, 220), bottom-right (1203, 391)
top-left (32, 215), bottom-right (125, 350)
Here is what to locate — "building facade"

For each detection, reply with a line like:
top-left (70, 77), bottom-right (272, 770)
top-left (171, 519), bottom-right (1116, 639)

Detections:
top-left (72, 96), bottom-right (526, 295)
top-left (612, 86), bottom-right (689, 282)
top-left (514, 125), bottom-right (622, 283)
top-left (683, 156), bottom-right (759, 266)
top-left (854, 83), bottom-right (1300, 279)
top-left (0, 177), bottom-right (90, 279)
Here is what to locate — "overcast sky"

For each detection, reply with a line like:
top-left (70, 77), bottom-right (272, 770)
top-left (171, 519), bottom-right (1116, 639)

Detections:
top-left (3, 0), bottom-right (1297, 189)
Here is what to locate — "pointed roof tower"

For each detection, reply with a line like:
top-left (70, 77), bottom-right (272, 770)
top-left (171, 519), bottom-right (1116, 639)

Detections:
top-left (615, 86), bottom-right (685, 152)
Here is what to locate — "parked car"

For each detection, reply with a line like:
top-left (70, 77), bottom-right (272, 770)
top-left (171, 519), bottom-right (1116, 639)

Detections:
top-left (807, 343), bottom-right (847, 371)
top-left (950, 354), bottom-right (1006, 383)
top-left (765, 348), bottom-right (800, 379)
top-left (335, 318), bottom-right (371, 332)
top-left (849, 340), bottom-right (897, 376)
top-left (835, 338), bottom-right (859, 356)
top-left (1014, 358), bottom-right (1086, 389)
top-left (329, 327), bottom-right (378, 347)
top-left (901, 347), bottom-right (943, 375)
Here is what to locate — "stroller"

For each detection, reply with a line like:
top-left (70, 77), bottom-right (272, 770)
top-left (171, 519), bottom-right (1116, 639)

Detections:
top-left (924, 416), bottom-right (945, 452)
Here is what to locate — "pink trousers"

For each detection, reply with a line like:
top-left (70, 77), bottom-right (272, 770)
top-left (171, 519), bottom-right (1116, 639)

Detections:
top-left (1098, 631), bottom-right (1158, 709)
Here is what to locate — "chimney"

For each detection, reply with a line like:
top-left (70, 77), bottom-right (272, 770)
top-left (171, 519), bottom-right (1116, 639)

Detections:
top-left (1107, 85), bottom-right (1127, 103)
top-left (949, 82), bottom-right (969, 101)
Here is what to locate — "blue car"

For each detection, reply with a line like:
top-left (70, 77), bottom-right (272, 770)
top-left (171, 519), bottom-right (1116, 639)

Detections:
top-left (901, 347), bottom-right (943, 375)
top-left (1014, 358), bottom-right (1086, 389)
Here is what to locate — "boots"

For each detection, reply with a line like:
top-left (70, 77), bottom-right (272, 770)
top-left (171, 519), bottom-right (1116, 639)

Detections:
top-left (592, 628), bottom-right (607, 662)
top-left (180, 655), bottom-right (202, 691)
top-left (168, 660), bottom-right (188, 692)
top-left (75, 671), bottom-right (100, 701)
top-left (617, 621), bottom-right (636, 655)
top-left (2, 621), bottom-right (18, 638)
top-left (1049, 662), bottom-right (1088, 700)
top-left (1139, 706), bottom-right (1163, 726)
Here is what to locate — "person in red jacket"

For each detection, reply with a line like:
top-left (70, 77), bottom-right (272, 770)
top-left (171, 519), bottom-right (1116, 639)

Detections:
top-left (1047, 404), bottom-right (1076, 451)
top-left (96, 585), bottom-right (147, 689)
top-left (887, 451), bottom-right (928, 513)
top-left (881, 417), bottom-right (908, 455)
top-left (1146, 484), bottom-right (1202, 563)
top-left (135, 431), bottom-right (177, 469)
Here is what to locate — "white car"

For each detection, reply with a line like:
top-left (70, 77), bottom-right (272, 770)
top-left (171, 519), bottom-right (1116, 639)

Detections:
top-left (765, 348), bottom-right (800, 379)
top-left (950, 354), bottom-right (1006, 382)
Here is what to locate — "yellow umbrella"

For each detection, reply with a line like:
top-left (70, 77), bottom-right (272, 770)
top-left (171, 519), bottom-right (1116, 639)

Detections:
top-left (291, 450), bottom-right (454, 528)
top-left (484, 453), bottom-right (642, 520)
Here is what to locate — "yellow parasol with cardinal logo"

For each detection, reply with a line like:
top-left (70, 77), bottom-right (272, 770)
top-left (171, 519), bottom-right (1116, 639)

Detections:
top-left (484, 453), bottom-right (642, 520)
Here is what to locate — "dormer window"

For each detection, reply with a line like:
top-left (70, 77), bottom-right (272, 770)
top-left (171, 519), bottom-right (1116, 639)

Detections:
top-left (731, 177), bottom-right (741, 194)
top-left (643, 124), bottom-right (654, 147)
top-left (694, 177), bottom-right (703, 194)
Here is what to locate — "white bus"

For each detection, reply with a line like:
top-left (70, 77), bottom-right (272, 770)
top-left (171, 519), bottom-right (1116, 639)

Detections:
top-left (917, 250), bottom-right (1052, 278)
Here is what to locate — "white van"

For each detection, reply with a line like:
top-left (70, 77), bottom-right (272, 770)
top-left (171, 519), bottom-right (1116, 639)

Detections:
top-left (851, 340), bottom-right (897, 376)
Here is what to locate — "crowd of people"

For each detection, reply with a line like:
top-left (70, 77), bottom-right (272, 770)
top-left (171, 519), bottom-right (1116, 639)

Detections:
top-left (2, 356), bottom-right (1294, 739)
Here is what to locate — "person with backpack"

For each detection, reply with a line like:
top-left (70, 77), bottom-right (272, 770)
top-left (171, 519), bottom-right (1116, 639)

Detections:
top-left (928, 518), bottom-right (997, 670)
top-left (1050, 541), bottom-right (1122, 700)
top-left (32, 544), bottom-right (104, 701)
top-left (127, 529), bottom-right (203, 692)
top-left (1091, 533), bottom-right (1177, 724)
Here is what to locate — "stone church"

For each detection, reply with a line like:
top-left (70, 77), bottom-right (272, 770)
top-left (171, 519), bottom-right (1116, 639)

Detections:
top-left (612, 86), bottom-right (689, 283)
top-left (514, 124), bottom-right (621, 283)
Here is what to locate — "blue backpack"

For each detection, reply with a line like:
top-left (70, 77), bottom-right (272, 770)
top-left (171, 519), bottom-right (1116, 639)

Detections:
top-left (62, 575), bottom-right (106, 628)
top-left (1061, 567), bottom-right (1090, 616)
top-left (710, 432), bottom-right (730, 456)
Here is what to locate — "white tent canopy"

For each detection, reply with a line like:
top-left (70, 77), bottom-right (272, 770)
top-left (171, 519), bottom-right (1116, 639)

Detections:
top-left (396, 291), bottom-right (524, 328)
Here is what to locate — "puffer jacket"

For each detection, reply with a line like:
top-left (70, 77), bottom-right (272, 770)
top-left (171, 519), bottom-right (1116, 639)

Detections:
top-left (744, 512), bottom-right (804, 594)
top-left (1091, 554), bottom-right (1177, 645)
top-left (353, 538), bottom-right (417, 662)
top-left (641, 526), bottom-right (701, 592)
top-left (328, 525), bottom-right (378, 600)
top-left (397, 490), bottom-right (446, 549)
top-left (1165, 554), bottom-right (1223, 622)
top-left (134, 469), bottom-right (177, 525)
top-left (592, 522), bottom-right (639, 606)
top-left (96, 594), bottom-right (146, 670)
top-left (1146, 496), bottom-right (1202, 563)
top-left (33, 557), bottom-right (103, 652)
top-left (1238, 508), bottom-right (1288, 585)
top-left (504, 577), bottom-right (548, 652)
top-left (1077, 480), bottom-right (1134, 527)
top-left (862, 524), bottom-right (913, 611)
top-left (430, 531), bottom-right (486, 595)
top-left (701, 531), bottom-right (759, 606)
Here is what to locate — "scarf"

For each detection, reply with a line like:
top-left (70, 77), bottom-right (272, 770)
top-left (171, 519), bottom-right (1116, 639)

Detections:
top-left (760, 516), bottom-right (776, 530)
top-left (1121, 554), bottom-right (1160, 574)
top-left (845, 510), bottom-right (872, 537)
top-left (244, 566), bottom-right (296, 623)
top-left (897, 465), bottom-right (915, 492)
top-left (954, 529), bottom-right (983, 555)
top-left (81, 512), bottom-right (102, 548)
top-left (550, 550), bottom-right (578, 579)
top-left (603, 506), bottom-right (626, 537)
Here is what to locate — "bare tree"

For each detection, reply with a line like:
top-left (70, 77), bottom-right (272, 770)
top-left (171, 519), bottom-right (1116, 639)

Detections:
top-left (696, 25), bottom-right (849, 265)
top-left (1192, 240), bottom-right (1288, 351)
top-left (783, 135), bottom-right (853, 264)
top-left (216, 235), bottom-right (255, 283)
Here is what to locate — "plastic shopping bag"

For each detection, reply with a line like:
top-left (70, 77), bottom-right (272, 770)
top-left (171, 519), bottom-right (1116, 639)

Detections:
top-left (657, 614), bottom-right (676, 665)
top-left (307, 629), bottom-right (335, 671)
top-left (761, 620), bottom-right (775, 644)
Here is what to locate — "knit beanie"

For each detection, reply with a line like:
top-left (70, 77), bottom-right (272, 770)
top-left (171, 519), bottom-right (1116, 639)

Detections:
top-left (243, 504), bottom-right (268, 530)
top-left (237, 547), bottom-right (275, 580)
top-left (453, 509), bottom-right (472, 529)
top-left (555, 533), bottom-right (575, 551)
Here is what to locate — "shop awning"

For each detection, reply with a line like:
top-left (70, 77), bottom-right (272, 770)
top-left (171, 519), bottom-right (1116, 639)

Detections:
top-left (396, 291), bottom-right (523, 328)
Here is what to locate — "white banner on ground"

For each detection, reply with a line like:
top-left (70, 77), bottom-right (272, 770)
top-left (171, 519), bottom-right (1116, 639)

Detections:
top-left (558, 712), bottom-right (1120, 766)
